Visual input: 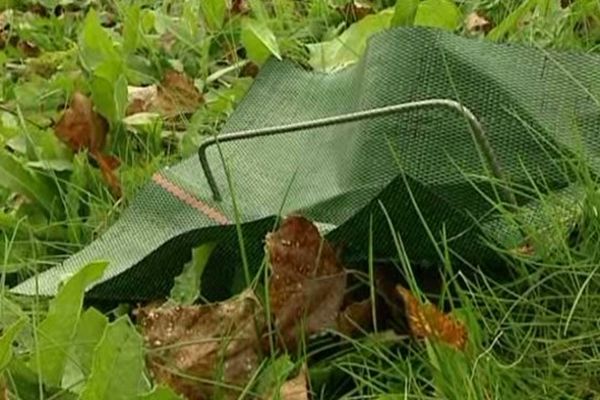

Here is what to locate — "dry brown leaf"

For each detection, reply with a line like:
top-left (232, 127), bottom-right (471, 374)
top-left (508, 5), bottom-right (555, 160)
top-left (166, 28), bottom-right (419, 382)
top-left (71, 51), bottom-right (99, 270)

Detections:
top-left (155, 70), bottom-right (203, 117)
top-left (240, 61), bottom-right (259, 78)
top-left (266, 215), bottom-right (347, 350)
top-left (338, 1), bottom-right (373, 23)
top-left (231, 0), bottom-right (250, 15)
top-left (127, 85), bottom-right (159, 115)
top-left (17, 40), bottom-right (40, 57)
top-left (336, 298), bottom-right (373, 337)
top-left (396, 285), bottom-right (467, 351)
top-left (138, 289), bottom-right (265, 400)
top-left (54, 91), bottom-right (121, 197)
top-left (513, 241), bottom-right (535, 256)
top-left (465, 12), bottom-right (492, 33)
top-left (126, 70), bottom-right (203, 119)
top-left (55, 92), bottom-right (109, 153)
top-left (0, 376), bottom-right (7, 400)
top-left (267, 365), bottom-right (309, 400)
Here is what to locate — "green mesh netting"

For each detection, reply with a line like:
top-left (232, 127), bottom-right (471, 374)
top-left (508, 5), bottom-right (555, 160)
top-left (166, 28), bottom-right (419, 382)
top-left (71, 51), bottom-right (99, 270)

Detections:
top-left (12, 27), bottom-right (600, 301)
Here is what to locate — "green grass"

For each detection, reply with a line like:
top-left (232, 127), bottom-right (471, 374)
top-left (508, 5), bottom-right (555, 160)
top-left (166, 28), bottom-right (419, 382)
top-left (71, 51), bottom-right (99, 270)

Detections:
top-left (0, 0), bottom-right (599, 399)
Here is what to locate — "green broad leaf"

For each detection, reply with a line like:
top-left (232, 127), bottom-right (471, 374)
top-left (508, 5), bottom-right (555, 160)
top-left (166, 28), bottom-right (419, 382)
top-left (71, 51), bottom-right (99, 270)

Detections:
top-left (169, 242), bottom-right (217, 305)
top-left (138, 386), bottom-right (183, 400)
top-left (240, 18), bottom-right (282, 65)
top-left (413, 0), bottom-right (461, 31)
top-left (5, 134), bottom-right (27, 154)
top-left (95, 57), bottom-right (126, 84)
top-left (0, 151), bottom-right (58, 215)
top-left (307, 9), bottom-right (393, 72)
top-left (8, 359), bottom-right (50, 400)
top-left (31, 261), bottom-right (108, 388)
top-left (0, 318), bottom-right (26, 371)
top-left (255, 355), bottom-right (296, 397)
top-left (201, 0), bottom-right (227, 31)
top-left (140, 9), bottom-right (156, 33)
top-left (80, 316), bottom-right (147, 400)
top-left (391, 0), bottom-right (419, 27)
top-left (61, 308), bottom-right (108, 392)
top-left (23, 128), bottom-right (73, 162)
top-left (114, 74), bottom-right (129, 122)
top-left (0, 296), bottom-right (28, 330)
top-left (80, 9), bottom-right (121, 71)
top-left (247, 0), bottom-right (269, 21)
top-left (27, 159), bottom-right (73, 172)
top-left (487, 0), bottom-right (537, 42)
top-left (123, 5), bottom-right (141, 54)
top-left (90, 74), bottom-right (128, 124)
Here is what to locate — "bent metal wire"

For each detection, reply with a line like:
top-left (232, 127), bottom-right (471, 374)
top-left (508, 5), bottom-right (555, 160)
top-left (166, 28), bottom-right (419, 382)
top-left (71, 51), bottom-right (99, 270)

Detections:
top-left (197, 98), bottom-right (517, 206)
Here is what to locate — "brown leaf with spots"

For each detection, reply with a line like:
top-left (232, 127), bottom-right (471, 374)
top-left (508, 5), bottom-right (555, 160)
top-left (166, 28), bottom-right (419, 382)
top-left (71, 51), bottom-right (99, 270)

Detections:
top-left (266, 215), bottom-right (347, 350)
top-left (138, 289), bottom-right (265, 400)
top-left (54, 92), bottom-right (121, 197)
top-left (126, 70), bottom-right (203, 119)
top-left (267, 365), bottom-right (309, 400)
top-left (465, 12), bottom-right (493, 34)
top-left (337, 1), bottom-right (373, 23)
top-left (396, 285), bottom-right (467, 351)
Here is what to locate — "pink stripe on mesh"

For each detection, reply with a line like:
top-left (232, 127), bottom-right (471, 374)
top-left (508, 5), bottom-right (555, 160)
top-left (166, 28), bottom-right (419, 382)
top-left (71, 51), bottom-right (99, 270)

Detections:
top-left (152, 173), bottom-right (230, 225)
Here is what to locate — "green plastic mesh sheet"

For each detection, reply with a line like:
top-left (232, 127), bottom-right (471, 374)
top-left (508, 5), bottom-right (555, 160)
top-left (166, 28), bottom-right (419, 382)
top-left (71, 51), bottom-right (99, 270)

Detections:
top-left (12, 27), bottom-right (600, 300)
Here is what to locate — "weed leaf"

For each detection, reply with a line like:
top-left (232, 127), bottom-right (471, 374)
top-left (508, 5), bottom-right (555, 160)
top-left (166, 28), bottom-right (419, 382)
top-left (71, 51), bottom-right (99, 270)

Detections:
top-left (0, 318), bottom-right (26, 372)
top-left (307, 9), bottom-right (393, 72)
top-left (61, 308), bottom-right (108, 392)
top-left (80, 9), bottom-right (121, 71)
top-left (241, 18), bottom-right (281, 65)
top-left (169, 242), bottom-right (217, 305)
top-left (268, 365), bottom-right (309, 400)
top-left (255, 355), bottom-right (295, 397)
top-left (32, 261), bottom-right (108, 387)
top-left (201, 0), bottom-right (227, 31)
top-left (391, 0), bottom-right (419, 27)
top-left (79, 8), bottom-right (122, 71)
top-left (413, 0), bottom-right (461, 31)
top-left (81, 316), bottom-right (147, 400)
top-left (487, 0), bottom-right (537, 41)
top-left (123, 5), bottom-right (142, 54)
top-left (0, 151), bottom-right (58, 214)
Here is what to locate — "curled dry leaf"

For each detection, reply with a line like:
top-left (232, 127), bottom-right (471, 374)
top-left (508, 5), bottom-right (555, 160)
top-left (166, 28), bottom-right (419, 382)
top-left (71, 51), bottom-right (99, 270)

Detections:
top-left (138, 289), bottom-right (264, 400)
top-left (266, 215), bottom-right (347, 350)
top-left (337, 1), bottom-right (373, 23)
top-left (127, 85), bottom-right (158, 116)
top-left (126, 70), bottom-right (203, 119)
top-left (512, 241), bottom-right (535, 257)
top-left (336, 298), bottom-right (373, 337)
top-left (465, 12), bottom-right (492, 34)
top-left (231, 0), bottom-right (250, 16)
top-left (268, 365), bottom-right (309, 400)
top-left (240, 61), bottom-right (260, 78)
top-left (54, 91), bottom-right (121, 197)
top-left (396, 285), bottom-right (467, 351)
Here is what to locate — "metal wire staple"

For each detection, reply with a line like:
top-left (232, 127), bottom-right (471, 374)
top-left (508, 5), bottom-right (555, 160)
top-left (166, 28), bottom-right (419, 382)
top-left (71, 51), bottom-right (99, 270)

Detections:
top-left (197, 98), bottom-right (516, 206)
